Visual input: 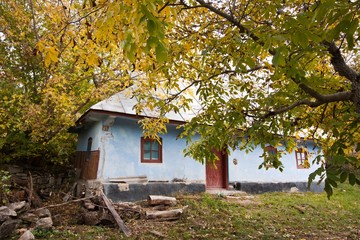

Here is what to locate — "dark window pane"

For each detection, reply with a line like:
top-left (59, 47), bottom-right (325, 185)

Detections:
top-left (143, 151), bottom-right (151, 159)
top-left (152, 141), bottom-right (158, 151)
top-left (87, 137), bottom-right (93, 152)
top-left (152, 151), bottom-right (158, 159)
top-left (144, 141), bottom-right (151, 151)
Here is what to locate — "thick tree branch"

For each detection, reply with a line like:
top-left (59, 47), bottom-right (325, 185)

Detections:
top-left (326, 42), bottom-right (360, 82)
top-left (326, 41), bottom-right (360, 113)
top-left (193, 1), bottom-right (360, 85)
top-left (183, 1), bottom-right (360, 113)
top-left (296, 81), bottom-right (350, 103)
top-left (263, 91), bottom-right (352, 118)
top-left (291, 73), bottom-right (354, 105)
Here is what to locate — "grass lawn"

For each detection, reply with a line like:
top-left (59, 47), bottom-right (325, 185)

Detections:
top-left (21, 184), bottom-right (360, 239)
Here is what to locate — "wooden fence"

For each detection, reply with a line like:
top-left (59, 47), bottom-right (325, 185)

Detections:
top-left (75, 150), bottom-right (100, 180)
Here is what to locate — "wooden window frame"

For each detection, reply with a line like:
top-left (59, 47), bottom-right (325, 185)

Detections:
top-left (295, 148), bottom-right (309, 169)
top-left (140, 137), bottom-right (162, 163)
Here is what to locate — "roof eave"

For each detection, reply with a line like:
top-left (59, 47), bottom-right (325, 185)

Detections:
top-left (75, 109), bottom-right (188, 127)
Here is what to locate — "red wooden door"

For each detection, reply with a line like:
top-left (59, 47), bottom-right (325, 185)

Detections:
top-left (206, 150), bottom-right (228, 189)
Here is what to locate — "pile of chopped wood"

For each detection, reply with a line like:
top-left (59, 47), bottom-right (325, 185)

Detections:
top-left (145, 195), bottom-right (188, 221)
top-left (1, 176), bottom-right (187, 240)
top-left (79, 193), bottom-right (188, 237)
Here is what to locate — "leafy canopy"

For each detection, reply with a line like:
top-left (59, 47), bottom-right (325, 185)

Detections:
top-left (1, 0), bottom-right (359, 195)
top-left (122, 0), bottom-right (360, 195)
top-left (0, 0), bottom-right (132, 163)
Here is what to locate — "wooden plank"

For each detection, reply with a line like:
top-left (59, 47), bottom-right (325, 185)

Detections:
top-left (75, 151), bottom-right (100, 180)
top-left (87, 150), bottom-right (100, 179)
top-left (75, 151), bottom-right (87, 179)
top-left (109, 175), bottom-right (148, 183)
top-left (100, 190), bottom-right (131, 237)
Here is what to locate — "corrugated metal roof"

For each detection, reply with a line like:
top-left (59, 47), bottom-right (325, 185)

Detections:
top-left (88, 85), bottom-right (201, 122)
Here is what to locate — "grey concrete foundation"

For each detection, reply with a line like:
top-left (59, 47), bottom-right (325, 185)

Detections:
top-left (103, 182), bottom-right (206, 202)
top-left (231, 181), bottom-right (324, 194)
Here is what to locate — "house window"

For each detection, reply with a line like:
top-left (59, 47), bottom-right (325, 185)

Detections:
top-left (86, 137), bottom-right (93, 160)
top-left (264, 145), bottom-right (277, 168)
top-left (141, 137), bottom-right (162, 163)
top-left (295, 148), bottom-right (310, 169)
top-left (87, 137), bottom-right (93, 151)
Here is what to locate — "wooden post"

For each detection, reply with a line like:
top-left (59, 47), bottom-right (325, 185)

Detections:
top-left (100, 190), bottom-right (131, 237)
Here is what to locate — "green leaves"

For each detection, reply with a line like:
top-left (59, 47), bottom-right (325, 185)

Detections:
top-left (3, 0), bottom-right (360, 196)
top-left (344, 17), bottom-right (359, 49)
top-left (272, 47), bottom-right (286, 67)
top-left (340, 172), bottom-right (348, 183)
top-left (324, 179), bottom-right (334, 198)
top-left (348, 173), bottom-right (360, 186)
top-left (313, 0), bottom-right (335, 22)
top-left (155, 42), bottom-right (168, 64)
top-left (147, 19), bottom-right (158, 36)
top-left (140, 3), bottom-right (168, 64)
top-left (122, 30), bottom-right (137, 61)
top-left (87, 0), bottom-right (360, 201)
top-left (293, 31), bottom-right (308, 49)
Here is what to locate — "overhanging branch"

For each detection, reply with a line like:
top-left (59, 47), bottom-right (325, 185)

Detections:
top-left (263, 91), bottom-right (352, 118)
top-left (194, 1), bottom-right (359, 84)
top-left (296, 80), bottom-right (352, 103)
top-left (180, 1), bottom-right (359, 113)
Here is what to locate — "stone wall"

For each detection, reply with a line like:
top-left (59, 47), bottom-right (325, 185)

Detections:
top-left (2, 164), bottom-right (76, 200)
top-left (103, 182), bottom-right (206, 202)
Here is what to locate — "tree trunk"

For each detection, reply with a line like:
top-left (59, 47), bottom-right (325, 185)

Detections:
top-left (353, 80), bottom-right (360, 114)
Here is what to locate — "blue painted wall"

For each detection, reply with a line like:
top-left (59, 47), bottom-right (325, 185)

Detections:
top-left (228, 142), bottom-right (321, 182)
top-left (97, 116), bottom-right (205, 182)
top-left (76, 121), bottom-right (102, 151)
top-left (76, 115), bottom-right (322, 184)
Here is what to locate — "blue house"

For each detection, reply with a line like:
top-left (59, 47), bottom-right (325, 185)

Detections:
top-left (73, 88), bottom-right (323, 201)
